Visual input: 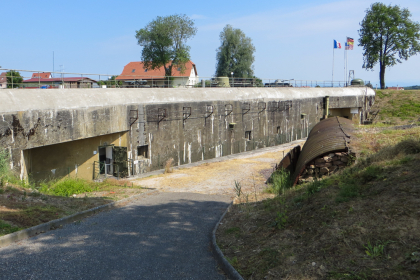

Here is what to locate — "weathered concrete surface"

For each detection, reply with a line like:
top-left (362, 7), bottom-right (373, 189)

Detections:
top-left (0, 87), bottom-right (375, 181)
top-left (0, 87), bottom-right (375, 112)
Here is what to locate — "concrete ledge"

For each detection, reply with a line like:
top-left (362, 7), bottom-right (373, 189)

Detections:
top-left (211, 203), bottom-right (244, 280)
top-left (0, 190), bottom-right (157, 248)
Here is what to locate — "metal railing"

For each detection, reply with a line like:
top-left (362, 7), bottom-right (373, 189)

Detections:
top-left (0, 68), bottom-right (370, 90)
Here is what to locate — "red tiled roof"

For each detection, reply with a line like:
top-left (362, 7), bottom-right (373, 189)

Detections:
top-left (116, 60), bottom-right (197, 80)
top-left (23, 77), bottom-right (97, 83)
top-left (32, 72), bottom-right (51, 79)
top-left (0, 72), bottom-right (6, 83)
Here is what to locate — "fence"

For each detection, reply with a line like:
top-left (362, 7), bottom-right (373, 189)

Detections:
top-left (0, 68), bottom-right (370, 89)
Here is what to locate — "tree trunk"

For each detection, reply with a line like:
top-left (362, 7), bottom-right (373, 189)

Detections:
top-left (380, 63), bottom-right (386, 89)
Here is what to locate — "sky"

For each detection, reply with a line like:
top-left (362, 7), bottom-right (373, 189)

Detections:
top-left (1, 0), bottom-right (420, 87)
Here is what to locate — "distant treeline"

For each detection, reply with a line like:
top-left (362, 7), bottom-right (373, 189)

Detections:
top-left (404, 85), bottom-right (420, 90)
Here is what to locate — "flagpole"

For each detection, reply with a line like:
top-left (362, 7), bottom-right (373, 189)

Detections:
top-left (332, 40), bottom-right (335, 87)
top-left (344, 42), bottom-right (346, 86)
top-left (346, 38), bottom-right (348, 85)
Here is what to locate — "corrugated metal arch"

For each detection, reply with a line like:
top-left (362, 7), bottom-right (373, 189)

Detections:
top-left (291, 117), bottom-right (354, 185)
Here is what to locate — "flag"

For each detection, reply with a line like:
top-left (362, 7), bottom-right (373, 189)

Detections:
top-left (334, 40), bottom-right (341, 49)
top-left (345, 37), bottom-right (354, 50)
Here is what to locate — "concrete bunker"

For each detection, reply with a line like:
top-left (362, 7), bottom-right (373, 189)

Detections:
top-left (0, 87), bottom-right (374, 183)
top-left (23, 132), bottom-right (129, 182)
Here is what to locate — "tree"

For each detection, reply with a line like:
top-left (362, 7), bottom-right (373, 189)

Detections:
top-left (215, 25), bottom-right (255, 78)
top-left (6, 70), bottom-right (23, 88)
top-left (358, 3), bottom-right (420, 89)
top-left (97, 76), bottom-right (122, 87)
top-left (135, 14), bottom-right (197, 77)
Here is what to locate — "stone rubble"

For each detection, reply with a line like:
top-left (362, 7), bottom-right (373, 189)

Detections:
top-left (298, 151), bottom-right (355, 184)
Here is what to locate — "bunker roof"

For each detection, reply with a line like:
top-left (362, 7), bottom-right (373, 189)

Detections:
top-left (0, 87), bottom-right (375, 114)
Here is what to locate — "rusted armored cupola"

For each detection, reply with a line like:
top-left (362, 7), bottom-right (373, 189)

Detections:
top-left (291, 116), bottom-right (355, 185)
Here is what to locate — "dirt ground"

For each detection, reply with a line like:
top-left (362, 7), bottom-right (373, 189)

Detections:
top-left (131, 142), bottom-right (305, 200)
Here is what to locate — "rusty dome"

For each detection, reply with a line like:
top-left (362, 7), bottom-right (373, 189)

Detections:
top-left (291, 116), bottom-right (355, 185)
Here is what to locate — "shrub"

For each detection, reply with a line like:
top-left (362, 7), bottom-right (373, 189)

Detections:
top-left (268, 169), bottom-right (293, 195)
top-left (39, 178), bottom-right (94, 197)
top-left (0, 149), bottom-right (13, 186)
top-left (164, 158), bottom-right (174, 173)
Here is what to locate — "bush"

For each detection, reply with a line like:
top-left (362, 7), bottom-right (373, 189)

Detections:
top-left (39, 178), bottom-right (94, 197)
top-left (268, 169), bottom-right (293, 195)
top-left (0, 149), bottom-right (12, 186)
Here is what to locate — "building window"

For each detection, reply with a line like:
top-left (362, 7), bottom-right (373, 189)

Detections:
top-left (137, 145), bottom-right (148, 158)
top-left (177, 67), bottom-right (181, 71)
top-left (245, 131), bottom-right (252, 141)
top-left (277, 126), bottom-right (280, 134)
top-left (132, 69), bottom-right (135, 73)
top-left (144, 69), bottom-right (148, 72)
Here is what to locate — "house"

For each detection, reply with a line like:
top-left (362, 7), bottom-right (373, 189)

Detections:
top-left (0, 72), bottom-right (6, 88)
top-left (22, 77), bottom-right (97, 88)
top-left (116, 60), bottom-right (199, 88)
top-left (31, 72), bottom-right (52, 79)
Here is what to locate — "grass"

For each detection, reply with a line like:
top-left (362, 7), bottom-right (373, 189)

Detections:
top-left (368, 90), bottom-right (420, 125)
top-left (0, 220), bottom-right (21, 236)
top-left (0, 163), bottom-right (144, 237)
top-left (39, 178), bottom-right (95, 197)
top-left (364, 240), bottom-right (391, 258)
top-left (216, 126), bottom-right (420, 280)
top-left (266, 168), bottom-right (293, 195)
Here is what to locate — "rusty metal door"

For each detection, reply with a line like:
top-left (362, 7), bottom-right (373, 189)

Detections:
top-left (113, 146), bottom-right (128, 177)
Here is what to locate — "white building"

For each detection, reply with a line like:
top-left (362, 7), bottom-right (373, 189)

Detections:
top-left (116, 60), bottom-right (199, 88)
top-left (0, 72), bottom-right (7, 88)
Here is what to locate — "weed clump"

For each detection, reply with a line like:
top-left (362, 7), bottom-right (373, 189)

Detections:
top-left (39, 178), bottom-right (94, 197)
top-left (0, 220), bottom-right (21, 236)
top-left (267, 169), bottom-right (293, 195)
top-left (0, 149), bottom-right (14, 186)
top-left (164, 158), bottom-right (174, 174)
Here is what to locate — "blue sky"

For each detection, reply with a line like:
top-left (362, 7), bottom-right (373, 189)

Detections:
top-left (1, 0), bottom-right (420, 86)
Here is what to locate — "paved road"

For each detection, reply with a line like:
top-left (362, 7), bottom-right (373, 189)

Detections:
top-left (0, 192), bottom-right (231, 280)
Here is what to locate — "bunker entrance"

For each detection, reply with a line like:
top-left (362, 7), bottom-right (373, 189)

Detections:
top-left (97, 145), bottom-right (128, 178)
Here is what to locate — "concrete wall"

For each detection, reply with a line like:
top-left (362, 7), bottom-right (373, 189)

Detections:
top-left (0, 87), bottom-right (375, 181)
top-left (24, 132), bottom-right (128, 181)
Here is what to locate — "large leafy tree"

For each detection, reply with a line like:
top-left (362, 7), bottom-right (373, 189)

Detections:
top-left (6, 70), bottom-right (23, 88)
top-left (215, 25), bottom-right (255, 78)
top-left (135, 14), bottom-right (197, 77)
top-left (358, 3), bottom-right (420, 89)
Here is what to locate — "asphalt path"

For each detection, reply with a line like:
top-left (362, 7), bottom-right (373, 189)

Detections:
top-left (0, 192), bottom-right (231, 280)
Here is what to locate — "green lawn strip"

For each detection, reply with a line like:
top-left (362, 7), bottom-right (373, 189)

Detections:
top-left (0, 220), bottom-right (22, 236)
